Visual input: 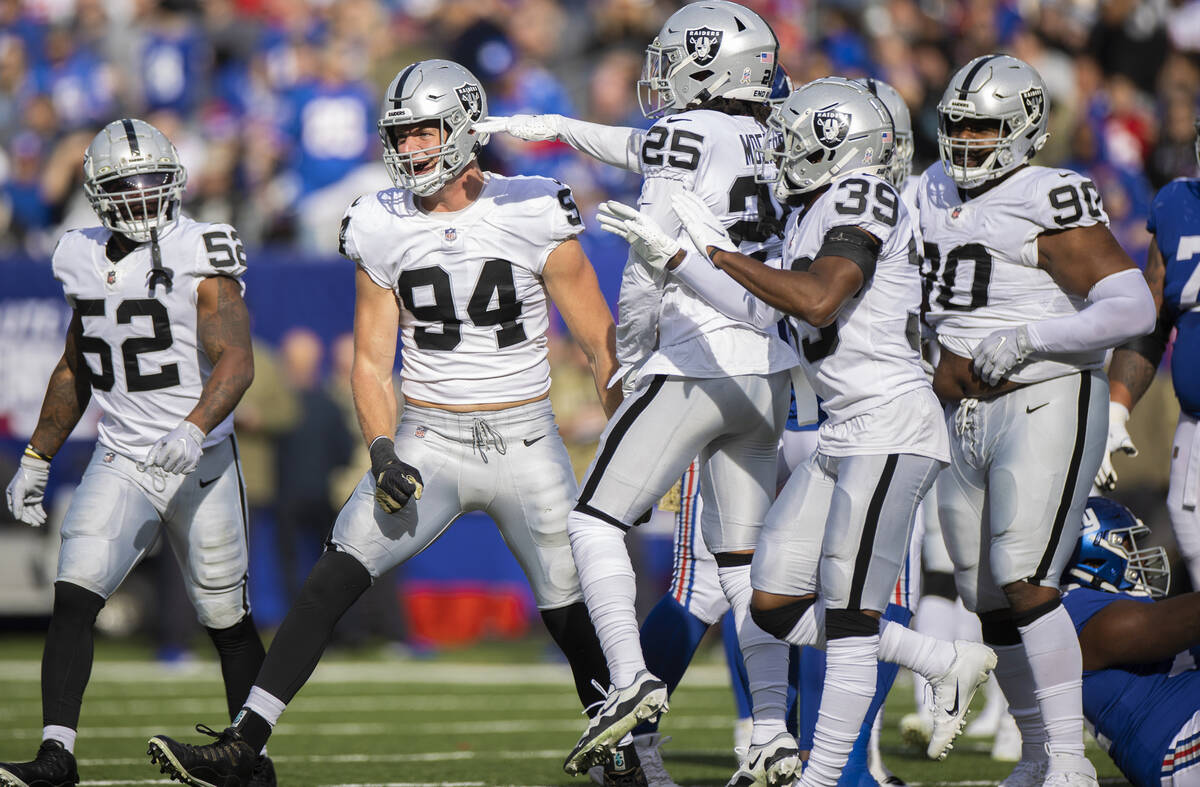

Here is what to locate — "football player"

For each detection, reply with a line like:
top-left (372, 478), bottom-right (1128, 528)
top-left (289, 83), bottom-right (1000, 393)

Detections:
top-left (535, 4), bottom-right (803, 783)
top-left (1059, 497), bottom-right (1194, 787)
top-left (2, 119), bottom-right (270, 787)
top-left (916, 55), bottom-right (1156, 787)
top-left (143, 59), bottom-right (630, 787)
top-left (1096, 116), bottom-right (1200, 589)
top-left (601, 76), bottom-right (998, 786)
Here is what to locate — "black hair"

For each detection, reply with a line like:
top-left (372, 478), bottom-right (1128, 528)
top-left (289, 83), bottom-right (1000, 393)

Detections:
top-left (694, 96), bottom-right (773, 126)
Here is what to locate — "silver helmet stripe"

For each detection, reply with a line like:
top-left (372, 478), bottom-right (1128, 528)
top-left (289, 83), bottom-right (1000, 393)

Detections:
top-left (391, 63), bottom-right (417, 109)
top-left (957, 54), bottom-right (998, 100)
top-left (122, 118), bottom-right (140, 154)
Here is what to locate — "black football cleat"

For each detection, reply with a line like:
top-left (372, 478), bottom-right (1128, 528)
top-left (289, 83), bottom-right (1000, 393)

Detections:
top-left (602, 741), bottom-right (648, 787)
top-left (147, 724), bottom-right (256, 787)
top-left (247, 755), bottom-right (275, 787)
top-left (0, 740), bottom-right (80, 787)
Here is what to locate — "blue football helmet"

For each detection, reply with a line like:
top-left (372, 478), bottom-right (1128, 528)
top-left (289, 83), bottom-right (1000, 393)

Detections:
top-left (1064, 497), bottom-right (1170, 598)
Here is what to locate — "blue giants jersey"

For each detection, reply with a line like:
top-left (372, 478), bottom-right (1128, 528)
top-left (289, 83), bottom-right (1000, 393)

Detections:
top-left (1147, 178), bottom-right (1200, 417)
top-left (1063, 585), bottom-right (1200, 787)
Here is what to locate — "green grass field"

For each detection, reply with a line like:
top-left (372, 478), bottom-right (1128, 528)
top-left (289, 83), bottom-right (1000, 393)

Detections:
top-left (0, 635), bottom-right (1129, 787)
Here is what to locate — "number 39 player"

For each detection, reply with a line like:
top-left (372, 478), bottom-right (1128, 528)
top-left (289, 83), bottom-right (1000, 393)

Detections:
top-left (918, 55), bottom-right (1156, 787)
top-left (2, 119), bottom-right (271, 787)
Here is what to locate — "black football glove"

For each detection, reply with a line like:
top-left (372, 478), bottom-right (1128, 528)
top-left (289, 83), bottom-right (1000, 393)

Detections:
top-left (368, 437), bottom-right (423, 514)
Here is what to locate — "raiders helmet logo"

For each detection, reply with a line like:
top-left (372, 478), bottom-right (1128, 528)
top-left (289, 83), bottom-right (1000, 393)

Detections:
top-left (455, 83), bottom-right (483, 121)
top-left (813, 108), bottom-right (851, 149)
top-left (1020, 87), bottom-right (1044, 123)
top-left (685, 27), bottom-right (723, 67)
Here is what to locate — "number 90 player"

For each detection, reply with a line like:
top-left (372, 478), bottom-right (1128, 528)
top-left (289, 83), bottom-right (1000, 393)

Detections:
top-left (918, 55), bottom-right (1156, 787)
top-left (145, 60), bottom-right (630, 787)
top-left (2, 119), bottom-right (271, 786)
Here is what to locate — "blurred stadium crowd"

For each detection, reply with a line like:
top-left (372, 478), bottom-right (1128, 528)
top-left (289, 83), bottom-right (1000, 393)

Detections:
top-left (1, 0), bottom-right (1198, 261)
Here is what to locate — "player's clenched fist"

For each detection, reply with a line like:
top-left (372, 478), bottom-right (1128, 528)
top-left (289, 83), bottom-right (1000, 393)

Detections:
top-left (369, 436), bottom-right (423, 513)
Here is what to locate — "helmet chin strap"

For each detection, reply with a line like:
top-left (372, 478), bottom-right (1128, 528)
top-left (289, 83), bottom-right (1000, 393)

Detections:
top-left (146, 226), bottom-right (174, 293)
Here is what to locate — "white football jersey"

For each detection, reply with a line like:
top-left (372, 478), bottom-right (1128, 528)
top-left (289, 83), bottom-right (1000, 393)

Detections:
top-left (634, 109), bottom-right (797, 379)
top-left (916, 164), bottom-right (1110, 383)
top-left (784, 173), bottom-right (930, 427)
top-left (340, 174), bottom-right (579, 405)
top-left (52, 215), bottom-right (247, 458)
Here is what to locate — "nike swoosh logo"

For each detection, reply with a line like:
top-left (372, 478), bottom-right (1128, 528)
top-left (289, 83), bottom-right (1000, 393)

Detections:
top-left (1026, 402), bottom-right (1050, 413)
top-left (523, 436), bottom-right (546, 446)
top-left (198, 476), bottom-right (219, 488)
top-left (947, 685), bottom-right (960, 716)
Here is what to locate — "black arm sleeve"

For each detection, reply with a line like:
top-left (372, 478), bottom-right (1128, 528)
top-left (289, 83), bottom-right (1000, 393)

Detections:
top-left (817, 225), bottom-right (882, 281)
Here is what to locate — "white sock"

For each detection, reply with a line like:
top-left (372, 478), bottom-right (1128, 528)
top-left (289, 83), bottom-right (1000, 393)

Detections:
top-left (243, 685), bottom-right (287, 727)
top-left (783, 600), bottom-right (825, 648)
top-left (909, 595), bottom-right (959, 710)
top-left (878, 619), bottom-right (955, 678)
top-left (801, 635), bottom-right (879, 787)
top-left (567, 511), bottom-right (645, 687)
top-left (42, 725), bottom-right (76, 754)
top-left (1017, 604), bottom-right (1085, 761)
top-left (992, 642), bottom-right (1047, 762)
top-left (719, 564), bottom-right (788, 745)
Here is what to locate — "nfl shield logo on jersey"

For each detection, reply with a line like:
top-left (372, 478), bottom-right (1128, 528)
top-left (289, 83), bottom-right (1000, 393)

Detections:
top-left (455, 83), bottom-right (483, 121)
top-left (813, 108), bottom-right (851, 149)
top-left (685, 27), bottom-right (723, 66)
top-left (106, 270), bottom-right (117, 285)
top-left (415, 425), bottom-right (426, 439)
top-left (444, 227), bottom-right (457, 242)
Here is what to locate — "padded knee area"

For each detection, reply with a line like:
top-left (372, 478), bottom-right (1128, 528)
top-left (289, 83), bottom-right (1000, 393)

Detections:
top-left (921, 570), bottom-right (958, 602)
top-left (53, 581), bottom-right (106, 624)
top-left (825, 608), bottom-right (880, 640)
top-left (979, 608), bottom-right (1022, 646)
top-left (750, 597), bottom-right (816, 641)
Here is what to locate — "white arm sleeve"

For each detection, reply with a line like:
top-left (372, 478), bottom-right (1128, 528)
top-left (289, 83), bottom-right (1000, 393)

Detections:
top-left (553, 116), bottom-right (645, 173)
top-left (1025, 268), bottom-right (1156, 354)
top-left (671, 251), bottom-right (782, 330)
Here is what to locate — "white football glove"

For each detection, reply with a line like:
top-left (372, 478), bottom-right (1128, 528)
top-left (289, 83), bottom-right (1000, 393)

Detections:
top-left (6, 451), bottom-right (50, 527)
top-left (971, 325), bottom-right (1033, 386)
top-left (1095, 401), bottom-right (1138, 491)
top-left (597, 201), bottom-right (682, 273)
top-left (671, 190), bottom-right (737, 258)
top-left (473, 114), bottom-right (560, 142)
top-left (145, 421), bottom-right (205, 475)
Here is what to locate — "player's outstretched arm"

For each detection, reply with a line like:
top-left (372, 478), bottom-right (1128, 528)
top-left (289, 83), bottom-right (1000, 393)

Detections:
top-left (1094, 238), bottom-right (1169, 489)
top-left (476, 115), bottom-right (645, 173)
top-left (188, 276), bottom-right (255, 433)
top-left (1077, 592), bottom-right (1200, 672)
top-left (7, 313), bottom-right (92, 526)
top-left (543, 238), bottom-right (622, 417)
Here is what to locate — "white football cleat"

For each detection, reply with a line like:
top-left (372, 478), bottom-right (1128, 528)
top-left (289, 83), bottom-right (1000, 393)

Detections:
top-left (926, 640), bottom-right (998, 760)
top-left (565, 671), bottom-right (668, 775)
top-left (997, 758), bottom-right (1049, 787)
top-left (1042, 755), bottom-right (1098, 787)
top-left (726, 732), bottom-right (799, 787)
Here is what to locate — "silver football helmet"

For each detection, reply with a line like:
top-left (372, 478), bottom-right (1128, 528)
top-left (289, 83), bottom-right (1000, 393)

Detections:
top-left (638, 0), bottom-right (778, 119)
top-left (378, 59), bottom-right (490, 197)
top-left (83, 118), bottom-right (187, 243)
top-left (762, 77), bottom-right (894, 197)
top-left (937, 54), bottom-right (1050, 189)
top-left (856, 77), bottom-right (912, 187)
